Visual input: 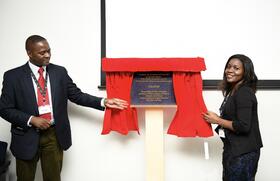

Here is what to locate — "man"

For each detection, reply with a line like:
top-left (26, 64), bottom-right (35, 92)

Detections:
top-left (0, 35), bottom-right (128, 181)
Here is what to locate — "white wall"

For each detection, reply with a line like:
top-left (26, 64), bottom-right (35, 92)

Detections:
top-left (0, 0), bottom-right (280, 181)
top-left (106, 0), bottom-right (280, 80)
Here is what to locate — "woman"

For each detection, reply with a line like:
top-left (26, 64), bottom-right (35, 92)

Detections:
top-left (203, 54), bottom-right (263, 181)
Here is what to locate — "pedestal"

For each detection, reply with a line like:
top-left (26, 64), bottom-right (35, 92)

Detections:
top-left (145, 108), bottom-right (164, 181)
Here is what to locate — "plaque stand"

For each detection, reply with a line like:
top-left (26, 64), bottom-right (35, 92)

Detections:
top-left (102, 57), bottom-right (213, 181)
top-left (144, 107), bottom-right (210, 181)
top-left (145, 108), bottom-right (164, 181)
top-left (133, 105), bottom-right (176, 181)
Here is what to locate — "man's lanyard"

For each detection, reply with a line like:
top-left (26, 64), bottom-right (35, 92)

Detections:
top-left (30, 69), bottom-right (49, 102)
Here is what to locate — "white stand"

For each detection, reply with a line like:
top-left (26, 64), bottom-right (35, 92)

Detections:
top-left (135, 105), bottom-right (207, 181)
top-left (145, 108), bottom-right (164, 181)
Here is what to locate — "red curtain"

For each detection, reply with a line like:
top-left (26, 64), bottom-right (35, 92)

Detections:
top-left (102, 72), bottom-right (139, 135)
top-left (167, 72), bottom-right (213, 137)
top-left (102, 58), bottom-right (213, 137)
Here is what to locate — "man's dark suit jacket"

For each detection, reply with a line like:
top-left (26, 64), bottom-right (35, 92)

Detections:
top-left (0, 62), bottom-right (104, 160)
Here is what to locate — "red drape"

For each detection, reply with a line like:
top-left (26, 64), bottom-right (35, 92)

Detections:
top-left (102, 72), bottom-right (139, 135)
top-left (102, 57), bottom-right (213, 137)
top-left (168, 72), bottom-right (213, 137)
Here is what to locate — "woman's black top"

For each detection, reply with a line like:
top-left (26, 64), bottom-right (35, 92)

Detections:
top-left (217, 85), bottom-right (263, 156)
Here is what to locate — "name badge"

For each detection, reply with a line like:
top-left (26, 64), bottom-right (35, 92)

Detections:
top-left (218, 128), bottom-right (225, 138)
top-left (38, 105), bottom-right (51, 115)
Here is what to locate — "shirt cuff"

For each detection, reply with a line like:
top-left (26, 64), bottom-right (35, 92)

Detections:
top-left (101, 98), bottom-right (106, 108)
top-left (27, 116), bottom-right (33, 127)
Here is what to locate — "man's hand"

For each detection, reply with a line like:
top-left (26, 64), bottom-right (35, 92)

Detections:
top-left (30, 116), bottom-right (51, 130)
top-left (104, 98), bottom-right (128, 110)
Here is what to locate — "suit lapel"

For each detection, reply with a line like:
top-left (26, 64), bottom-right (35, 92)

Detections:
top-left (47, 64), bottom-right (57, 107)
top-left (22, 63), bottom-right (39, 114)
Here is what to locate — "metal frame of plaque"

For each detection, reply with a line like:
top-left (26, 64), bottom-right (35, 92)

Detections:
top-left (131, 72), bottom-right (176, 107)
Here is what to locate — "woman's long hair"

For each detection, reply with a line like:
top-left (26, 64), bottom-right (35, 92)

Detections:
top-left (220, 54), bottom-right (258, 96)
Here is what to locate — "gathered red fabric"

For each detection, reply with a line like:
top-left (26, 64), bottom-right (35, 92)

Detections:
top-left (168, 72), bottom-right (213, 137)
top-left (102, 57), bottom-right (206, 72)
top-left (102, 57), bottom-right (213, 137)
top-left (102, 72), bottom-right (139, 135)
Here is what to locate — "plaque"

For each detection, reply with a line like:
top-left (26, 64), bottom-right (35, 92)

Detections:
top-left (131, 72), bottom-right (176, 106)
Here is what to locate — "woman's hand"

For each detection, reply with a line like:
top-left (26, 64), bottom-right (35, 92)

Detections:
top-left (202, 111), bottom-right (221, 124)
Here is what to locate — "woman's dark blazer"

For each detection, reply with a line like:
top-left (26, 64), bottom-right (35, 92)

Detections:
top-left (220, 85), bottom-right (263, 156)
